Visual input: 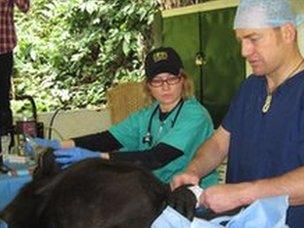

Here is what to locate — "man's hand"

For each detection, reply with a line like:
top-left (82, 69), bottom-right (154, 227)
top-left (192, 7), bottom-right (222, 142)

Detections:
top-left (170, 172), bottom-right (200, 190)
top-left (199, 183), bottom-right (254, 213)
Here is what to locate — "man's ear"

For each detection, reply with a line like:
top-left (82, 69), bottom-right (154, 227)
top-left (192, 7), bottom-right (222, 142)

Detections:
top-left (280, 23), bottom-right (297, 44)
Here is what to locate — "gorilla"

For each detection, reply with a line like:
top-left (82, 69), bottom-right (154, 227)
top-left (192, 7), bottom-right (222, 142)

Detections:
top-left (0, 148), bottom-right (172, 228)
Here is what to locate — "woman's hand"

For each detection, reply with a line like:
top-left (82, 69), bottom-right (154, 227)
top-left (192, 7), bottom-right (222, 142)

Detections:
top-left (54, 147), bottom-right (101, 168)
top-left (24, 137), bottom-right (61, 155)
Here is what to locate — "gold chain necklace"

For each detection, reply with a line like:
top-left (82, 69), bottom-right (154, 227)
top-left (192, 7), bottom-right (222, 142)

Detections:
top-left (262, 58), bottom-right (304, 114)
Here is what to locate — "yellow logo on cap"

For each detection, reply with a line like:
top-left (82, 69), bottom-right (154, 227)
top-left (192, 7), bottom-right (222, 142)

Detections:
top-left (153, 52), bottom-right (168, 63)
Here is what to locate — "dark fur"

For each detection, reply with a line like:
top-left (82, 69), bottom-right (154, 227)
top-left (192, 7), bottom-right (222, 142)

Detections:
top-left (0, 148), bottom-right (170, 228)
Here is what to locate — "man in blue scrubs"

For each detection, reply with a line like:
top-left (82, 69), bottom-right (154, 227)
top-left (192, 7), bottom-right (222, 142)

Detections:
top-left (171, 0), bottom-right (304, 227)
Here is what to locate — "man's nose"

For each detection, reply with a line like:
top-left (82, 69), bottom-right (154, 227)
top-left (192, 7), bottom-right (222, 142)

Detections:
top-left (241, 40), bottom-right (254, 58)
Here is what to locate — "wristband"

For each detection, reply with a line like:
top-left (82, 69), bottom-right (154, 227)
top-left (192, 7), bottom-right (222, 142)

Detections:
top-left (188, 185), bottom-right (204, 208)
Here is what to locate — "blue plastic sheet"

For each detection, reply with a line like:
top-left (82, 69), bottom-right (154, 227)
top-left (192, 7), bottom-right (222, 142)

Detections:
top-left (152, 195), bottom-right (289, 228)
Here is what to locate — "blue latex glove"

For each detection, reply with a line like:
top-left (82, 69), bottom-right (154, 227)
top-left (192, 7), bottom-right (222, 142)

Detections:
top-left (24, 137), bottom-right (61, 156)
top-left (54, 147), bottom-right (101, 168)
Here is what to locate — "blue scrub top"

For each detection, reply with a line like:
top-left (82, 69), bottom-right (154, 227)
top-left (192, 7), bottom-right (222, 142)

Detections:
top-left (109, 97), bottom-right (218, 187)
top-left (222, 71), bottom-right (304, 228)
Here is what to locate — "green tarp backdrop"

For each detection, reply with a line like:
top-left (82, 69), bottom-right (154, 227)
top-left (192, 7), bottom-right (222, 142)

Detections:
top-left (162, 7), bottom-right (246, 127)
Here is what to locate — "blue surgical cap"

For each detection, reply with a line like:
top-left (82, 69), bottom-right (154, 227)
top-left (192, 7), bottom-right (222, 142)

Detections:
top-left (234, 0), bottom-right (304, 29)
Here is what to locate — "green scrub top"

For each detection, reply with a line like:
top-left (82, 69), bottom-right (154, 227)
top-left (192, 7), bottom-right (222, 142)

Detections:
top-left (109, 97), bottom-right (218, 187)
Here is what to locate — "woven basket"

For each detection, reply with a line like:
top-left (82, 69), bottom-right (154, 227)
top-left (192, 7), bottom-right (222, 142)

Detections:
top-left (217, 158), bottom-right (227, 184)
top-left (107, 82), bottom-right (150, 124)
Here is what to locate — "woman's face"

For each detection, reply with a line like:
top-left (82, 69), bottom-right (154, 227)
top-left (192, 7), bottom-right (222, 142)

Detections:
top-left (147, 72), bottom-right (184, 111)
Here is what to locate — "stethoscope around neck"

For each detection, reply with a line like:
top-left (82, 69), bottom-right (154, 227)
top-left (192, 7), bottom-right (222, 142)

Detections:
top-left (142, 99), bottom-right (184, 146)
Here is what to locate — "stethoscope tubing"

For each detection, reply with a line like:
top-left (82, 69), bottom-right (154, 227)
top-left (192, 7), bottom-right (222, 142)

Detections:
top-left (143, 99), bottom-right (184, 146)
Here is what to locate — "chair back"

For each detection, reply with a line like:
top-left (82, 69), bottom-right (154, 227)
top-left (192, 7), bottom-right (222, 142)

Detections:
top-left (107, 82), bottom-right (150, 124)
top-left (217, 158), bottom-right (227, 184)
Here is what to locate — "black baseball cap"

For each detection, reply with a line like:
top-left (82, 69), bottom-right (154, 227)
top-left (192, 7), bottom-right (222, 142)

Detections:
top-left (144, 47), bottom-right (184, 79)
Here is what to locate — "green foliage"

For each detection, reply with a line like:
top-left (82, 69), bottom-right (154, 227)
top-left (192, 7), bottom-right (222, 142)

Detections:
top-left (13, 0), bottom-right (158, 113)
